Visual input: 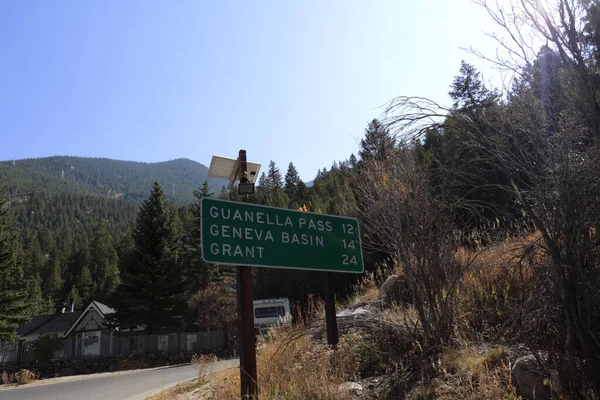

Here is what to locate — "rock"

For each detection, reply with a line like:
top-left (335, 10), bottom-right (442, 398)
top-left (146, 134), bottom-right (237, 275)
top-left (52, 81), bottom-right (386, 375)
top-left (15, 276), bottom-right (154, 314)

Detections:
top-left (511, 355), bottom-right (551, 400)
top-left (337, 307), bottom-right (370, 318)
top-left (60, 367), bottom-right (75, 376)
top-left (380, 275), bottom-right (410, 304)
top-left (339, 382), bottom-right (363, 394)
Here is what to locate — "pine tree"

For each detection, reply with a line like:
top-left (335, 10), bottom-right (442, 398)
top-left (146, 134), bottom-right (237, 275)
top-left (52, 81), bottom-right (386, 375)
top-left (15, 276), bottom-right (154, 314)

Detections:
top-left (74, 264), bottom-right (93, 303)
top-left (44, 257), bottom-right (64, 306)
top-left (349, 153), bottom-right (358, 168)
top-left (0, 188), bottom-right (30, 341)
top-left (27, 273), bottom-right (49, 315)
top-left (449, 61), bottom-right (497, 113)
top-left (183, 180), bottom-right (214, 293)
top-left (90, 222), bottom-right (120, 301)
top-left (358, 119), bottom-right (396, 162)
top-left (284, 163), bottom-right (301, 198)
top-left (267, 161), bottom-right (283, 189)
top-left (110, 183), bottom-right (187, 333)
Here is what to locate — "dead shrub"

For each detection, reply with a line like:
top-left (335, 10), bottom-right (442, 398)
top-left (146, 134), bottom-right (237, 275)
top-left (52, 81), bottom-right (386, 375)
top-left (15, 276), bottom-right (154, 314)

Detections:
top-left (16, 369), bottom-right (37, 385)
top-left (191, 353), bottom-right (217, 381)
top-left (1, 370), bottom-right (10, 385)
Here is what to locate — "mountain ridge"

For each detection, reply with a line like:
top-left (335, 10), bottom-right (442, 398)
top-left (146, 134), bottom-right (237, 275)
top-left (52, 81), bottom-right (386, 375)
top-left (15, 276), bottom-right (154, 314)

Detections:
top-left (0, 156), bottom-right (223, 205)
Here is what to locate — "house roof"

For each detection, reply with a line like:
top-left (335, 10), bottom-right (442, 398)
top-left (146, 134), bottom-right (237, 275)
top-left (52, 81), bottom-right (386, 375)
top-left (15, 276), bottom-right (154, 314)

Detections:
top-left (63, 300), bottom-right (115, 337)
top-left (17, 300), bottom-right (114, 339)
top-left (16, 314), bottom-right (54, 337)
top-left (91, 300), bottom-right (115, 316)
top-left (19, 312), bottom-right (83, 338)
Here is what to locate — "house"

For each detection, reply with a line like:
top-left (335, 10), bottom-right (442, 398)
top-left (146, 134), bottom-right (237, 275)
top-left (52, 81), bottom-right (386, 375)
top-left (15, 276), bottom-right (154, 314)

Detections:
top-left (15, 300), bottom-right (115, 357)
top-left (3, 299), bottom-right (227, 365)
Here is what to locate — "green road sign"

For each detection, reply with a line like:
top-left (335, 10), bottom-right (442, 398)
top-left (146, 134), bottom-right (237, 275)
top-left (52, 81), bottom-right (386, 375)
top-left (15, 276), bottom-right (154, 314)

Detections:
top-left (201, 198), bottom-right (364, 273)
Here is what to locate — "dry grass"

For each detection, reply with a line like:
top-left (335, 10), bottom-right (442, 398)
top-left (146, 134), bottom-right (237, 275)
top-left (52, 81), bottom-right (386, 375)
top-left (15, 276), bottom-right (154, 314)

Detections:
top-left (434, 345), bottom-right (521, 399)
top-left (210, 326), bottom-right (355, 400)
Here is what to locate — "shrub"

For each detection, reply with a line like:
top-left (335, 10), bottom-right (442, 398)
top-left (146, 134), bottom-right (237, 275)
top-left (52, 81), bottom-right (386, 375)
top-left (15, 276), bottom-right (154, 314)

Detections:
top-left (34, 334), bottom-right (63, 362)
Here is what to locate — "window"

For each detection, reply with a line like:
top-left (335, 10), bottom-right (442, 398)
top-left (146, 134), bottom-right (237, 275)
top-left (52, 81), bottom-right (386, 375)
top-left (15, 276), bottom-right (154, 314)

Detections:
top-left (83, 332), bottom-right (100, 356)
top-left (158, 335), bottom-right (169, 352)
top-left (254, 306), bottom-right (285, 319)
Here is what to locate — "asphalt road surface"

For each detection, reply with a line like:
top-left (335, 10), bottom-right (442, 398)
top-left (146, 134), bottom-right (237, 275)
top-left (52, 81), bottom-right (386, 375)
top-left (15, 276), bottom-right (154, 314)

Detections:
top-left (0, 358), bottom-right (238, 400)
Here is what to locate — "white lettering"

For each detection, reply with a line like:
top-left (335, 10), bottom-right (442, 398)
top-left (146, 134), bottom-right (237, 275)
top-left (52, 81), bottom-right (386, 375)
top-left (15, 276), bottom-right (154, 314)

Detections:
top-left (245, 211), bottom-right (254, 222)
top-left (233, 245), bottom-right (243, 257)
top-left (221, 208), bottom-right (230, 219)
top-left (291, 234), bottom-right (300, 245)
top-left (298, 218), bottom-right (306, 228)
top-left (210, 206), bottom-right (219, 218)
top-left (256, 212), bottom-right (264, 224)
top-left (245, 247), bottom-right (254, 258)
top-left (281, 232), bottom-right (290, 243)
top-left (317, 220), bottom-right (325, 231)
top-left (222, 244), bottom-right (232, 256)
top-left (316, 236), bottom-right (324, 246)
top-left (266, 213), bottom-right (274, 225)
top-left (301, 234), bottom-right (308, 245)
top-left (233, 210), bottom-right (243, 221)
top-left (210, 243), bottom-right (219, 255)
top-left (257, 247), bottom-right (264, 258)
top-left (325, 221), bottom-right (332, 232)
top-left (285, 217), bottom-right (293, 227)
top-left (245, 228), bottom-right (253, 240)
top-left (221, 225), bottom-right (230, 238)
top-left (308, 219), bottom-right (317, 230)
top-left (265, 231), bottom-right (274, 242)
top-left (232, 227), bottom-right (242, 238)
top-left (210, 224), bottom-right (219, 236)
top-left (275, 215), bottom-right (284, 226)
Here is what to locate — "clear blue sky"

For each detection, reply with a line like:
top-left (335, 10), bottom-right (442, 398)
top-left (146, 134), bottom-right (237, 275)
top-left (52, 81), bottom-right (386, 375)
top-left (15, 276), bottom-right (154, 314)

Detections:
top-left (1, 0), bottom-right (502, 181)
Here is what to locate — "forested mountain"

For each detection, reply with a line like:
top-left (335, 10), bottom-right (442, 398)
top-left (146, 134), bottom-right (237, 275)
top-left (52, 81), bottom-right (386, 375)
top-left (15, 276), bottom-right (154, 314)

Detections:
top-left (0, 156), bottom-right (220, 205)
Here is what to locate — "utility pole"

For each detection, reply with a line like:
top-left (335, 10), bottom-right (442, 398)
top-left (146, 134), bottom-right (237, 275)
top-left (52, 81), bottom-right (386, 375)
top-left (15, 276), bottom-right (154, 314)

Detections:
top-left (237, 149), bottom-right (258, 398)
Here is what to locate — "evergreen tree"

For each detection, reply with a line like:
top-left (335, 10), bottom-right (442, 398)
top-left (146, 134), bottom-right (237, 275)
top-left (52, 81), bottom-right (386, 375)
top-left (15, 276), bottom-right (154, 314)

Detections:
top-left (284, 162), bottom-right (301, 201)
top-left (27, 273), bottom-right (49, 315)
top-left (44, 257), bottom-right (64, 307)
top-left (449, 61), bottom-right (498, 114)
top-left (349, 153), bottom-right (358, 168)
top-left (74, 264), bottom-right (93, 303)
top-left (358, 119), bottom-right (396, 162)
top-left (110, 183), bottom-right (186, 332)
top-left (0, 188), bottom-right (30, 341)
top-left (89, 222), bottom-right (120, 301)
top-left (184, 180), bottom-right (214, 293)
top-left (267, 161), bottom-right (283, 189)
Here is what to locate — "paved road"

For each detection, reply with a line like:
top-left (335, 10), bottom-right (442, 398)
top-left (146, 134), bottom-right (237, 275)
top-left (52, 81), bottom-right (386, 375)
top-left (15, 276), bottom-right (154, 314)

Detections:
top-left (0, 359), bottom-right (238, 400)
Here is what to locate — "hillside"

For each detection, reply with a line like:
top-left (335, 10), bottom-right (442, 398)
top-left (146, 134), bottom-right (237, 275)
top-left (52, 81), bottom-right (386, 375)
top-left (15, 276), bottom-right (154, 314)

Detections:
top-left (0, 156), bottom-right (223, 205)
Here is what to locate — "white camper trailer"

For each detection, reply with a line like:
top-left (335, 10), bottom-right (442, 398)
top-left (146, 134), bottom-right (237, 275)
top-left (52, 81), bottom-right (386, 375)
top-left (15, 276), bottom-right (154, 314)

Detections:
top-left (253, 298), bottom-right (291, 330)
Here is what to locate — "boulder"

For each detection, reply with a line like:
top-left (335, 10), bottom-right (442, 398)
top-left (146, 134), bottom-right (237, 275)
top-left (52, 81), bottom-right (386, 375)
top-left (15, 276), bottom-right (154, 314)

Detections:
top-left (339, 382), bottom-right (363, 395)
top-left (379, 275), bottom-right (410, 304)
top-left (511, 355), bottom-right (551, 400)
top-left (336, 307), bottom-right (370, 318)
